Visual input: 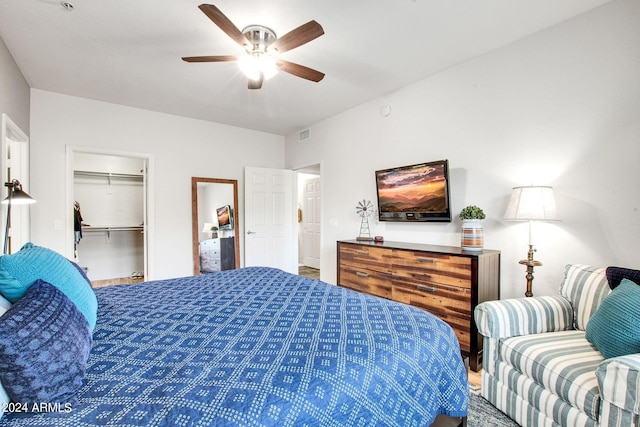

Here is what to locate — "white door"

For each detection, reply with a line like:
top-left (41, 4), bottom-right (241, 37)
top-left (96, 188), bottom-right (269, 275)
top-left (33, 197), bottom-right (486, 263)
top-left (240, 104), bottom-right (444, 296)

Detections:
top-left (302, 177), bottom-right (321, 269)
top-left (244, 167), bottom-right (296, 273)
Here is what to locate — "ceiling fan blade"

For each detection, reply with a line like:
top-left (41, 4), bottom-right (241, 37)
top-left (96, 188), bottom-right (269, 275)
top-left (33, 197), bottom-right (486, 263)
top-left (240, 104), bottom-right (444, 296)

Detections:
top-left (182, 55), bottom-right (238, 63)
top-left (276, 60), bottom-right (325, 82)
top-left (198, 4), bottom-right (248, 46)
top-left (269, 20), bottom-right (324, 53)
top-left (248, 72), bottom-right (264, 90)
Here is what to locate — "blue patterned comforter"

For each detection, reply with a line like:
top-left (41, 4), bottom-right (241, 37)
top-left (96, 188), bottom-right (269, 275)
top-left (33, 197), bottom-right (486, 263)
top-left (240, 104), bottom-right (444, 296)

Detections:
top-left (2, 267), bottom-right (468, 426)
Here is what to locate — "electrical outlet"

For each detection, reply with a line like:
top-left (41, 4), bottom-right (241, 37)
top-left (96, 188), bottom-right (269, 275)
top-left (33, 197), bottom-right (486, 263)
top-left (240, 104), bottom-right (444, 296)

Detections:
top-left (54, 220), bottom-right (63, 230)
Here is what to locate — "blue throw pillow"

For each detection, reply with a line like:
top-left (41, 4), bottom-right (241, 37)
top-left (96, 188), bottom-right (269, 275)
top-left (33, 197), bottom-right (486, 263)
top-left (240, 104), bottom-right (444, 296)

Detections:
top-left (606, 266), bottom-right (640, 290)
top-left (0, 242), bottom-right (97, 330)
top-left (0, 280), bottom-right (92, 406)
top-left (0, 295), bottom-right (11, 420)
top-left (586, 279), bottom-right (640, 359)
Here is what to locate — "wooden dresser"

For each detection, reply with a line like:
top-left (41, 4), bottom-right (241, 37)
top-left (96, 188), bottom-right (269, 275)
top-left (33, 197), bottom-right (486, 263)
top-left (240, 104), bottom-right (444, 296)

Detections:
top-left (337, 239), bottom-right (500, 371)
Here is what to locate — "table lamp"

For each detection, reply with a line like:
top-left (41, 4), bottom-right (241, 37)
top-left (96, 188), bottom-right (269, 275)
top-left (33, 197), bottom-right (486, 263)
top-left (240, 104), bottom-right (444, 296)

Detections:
top-left (503, 186), bottom-right (559, 297)
top-left (202, 222), bottom-right (216, 239)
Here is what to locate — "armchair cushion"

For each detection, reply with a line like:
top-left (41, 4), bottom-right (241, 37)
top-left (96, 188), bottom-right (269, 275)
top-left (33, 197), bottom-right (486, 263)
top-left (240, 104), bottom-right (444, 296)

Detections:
top-left (475, 295), bottom-right (573, 339)
top-left (501, 330), bottom-right (603, 420)
top-left (559, 264), bottom-right (609, 330)
top-left (597, 354), bottom-right (640, 415)
top-left (586, 279), bottom-right (640, 359)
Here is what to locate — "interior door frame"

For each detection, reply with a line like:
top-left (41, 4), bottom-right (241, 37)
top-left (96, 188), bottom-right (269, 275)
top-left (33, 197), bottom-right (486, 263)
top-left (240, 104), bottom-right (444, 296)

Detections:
top-left (65, 146), bottom-right (155, 279)
top-left (300, 175), bottom-right (321, 269)
top-left (1, 114), bottom-right (30, 252)
top-left (295, 163), bottom-right (322, 272)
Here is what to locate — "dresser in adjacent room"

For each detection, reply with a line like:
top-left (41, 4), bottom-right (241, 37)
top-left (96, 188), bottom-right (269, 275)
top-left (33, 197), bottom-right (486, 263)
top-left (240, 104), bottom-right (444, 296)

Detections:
top-left (337, 239), bottom-right (500, 371)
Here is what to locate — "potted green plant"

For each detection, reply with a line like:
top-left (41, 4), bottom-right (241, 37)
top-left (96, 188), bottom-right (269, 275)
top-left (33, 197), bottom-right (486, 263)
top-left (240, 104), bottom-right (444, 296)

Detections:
top-left (459, 205), bottom-right (486, 220)
top-left (459, 205), bottom-right (485, 250)
top-left (210, 225), bottom-right (219, 239)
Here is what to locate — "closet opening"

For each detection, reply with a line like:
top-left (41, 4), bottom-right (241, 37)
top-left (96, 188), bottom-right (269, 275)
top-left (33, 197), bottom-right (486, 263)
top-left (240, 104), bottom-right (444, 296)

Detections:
top-left (66, 147), bottom-right (153, 287)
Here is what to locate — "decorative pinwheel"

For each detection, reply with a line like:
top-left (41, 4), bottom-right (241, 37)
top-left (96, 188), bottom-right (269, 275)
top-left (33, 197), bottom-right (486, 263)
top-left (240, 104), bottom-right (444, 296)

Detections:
top-left (356, 200), bottom-right (373, 217)
top-left (356, 199), bottom-right (374, 241)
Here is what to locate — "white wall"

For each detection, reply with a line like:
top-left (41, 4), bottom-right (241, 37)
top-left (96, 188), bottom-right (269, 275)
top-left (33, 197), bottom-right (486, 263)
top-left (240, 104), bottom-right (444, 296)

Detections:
top-left (0, 37), bottom-right (29, 134)
top-left (285, 0), bottom-right (640, 299)
top-left (30, 89), bottom-right (284, 280)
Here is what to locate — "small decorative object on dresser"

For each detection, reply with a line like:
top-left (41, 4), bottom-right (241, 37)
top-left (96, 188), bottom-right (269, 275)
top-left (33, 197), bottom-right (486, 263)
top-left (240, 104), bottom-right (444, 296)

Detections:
top-left (355, 199), bottom-right (374, 241)
top-left (202, 223), bottom-right (218, 239)
top-left (459, 205), bottom-right (485, 251)
top-left (337, 239), bottom-right (500, 371)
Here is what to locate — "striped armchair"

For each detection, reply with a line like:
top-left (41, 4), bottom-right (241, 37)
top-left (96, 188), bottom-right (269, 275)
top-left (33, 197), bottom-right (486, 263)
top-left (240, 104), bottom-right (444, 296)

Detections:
top-left (474, 264), bottom-right (640, 427)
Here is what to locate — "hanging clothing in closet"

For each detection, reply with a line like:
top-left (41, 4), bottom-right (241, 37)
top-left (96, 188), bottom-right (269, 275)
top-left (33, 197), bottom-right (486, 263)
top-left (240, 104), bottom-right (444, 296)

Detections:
top-left (74, 201), bottom-right (83, 244)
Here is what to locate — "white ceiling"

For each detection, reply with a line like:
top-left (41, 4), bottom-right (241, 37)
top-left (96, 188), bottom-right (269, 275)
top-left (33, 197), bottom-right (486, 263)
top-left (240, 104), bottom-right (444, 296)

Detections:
top-left (0, 0), bottom-right (611, 135)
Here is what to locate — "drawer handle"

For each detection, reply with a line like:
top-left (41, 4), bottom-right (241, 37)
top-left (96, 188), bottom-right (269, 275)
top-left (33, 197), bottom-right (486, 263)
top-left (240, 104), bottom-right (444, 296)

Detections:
top-left (355, 250), bottom-right (369, 255)
top-left (355, 271), bottom-right (369, 278)
top-left (416, 257), bottom-right (436, 263)
top-left (417, 284), bottom-right (437, 293)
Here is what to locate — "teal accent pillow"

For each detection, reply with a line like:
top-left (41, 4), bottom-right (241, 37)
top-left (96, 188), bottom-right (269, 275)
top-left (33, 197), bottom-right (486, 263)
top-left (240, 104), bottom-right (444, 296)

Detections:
top-left (586, 279), bottom-right (640, 359)
top-left (0, 243), bottom-right (97, 331)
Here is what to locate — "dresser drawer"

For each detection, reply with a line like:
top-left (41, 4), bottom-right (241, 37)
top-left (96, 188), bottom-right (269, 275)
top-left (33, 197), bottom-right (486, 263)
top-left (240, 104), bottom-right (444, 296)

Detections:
top-left (392, 277), bottom-right (471, 319)
top-left (339, 265), bottom-right (392, 299)
top-left (393, 277), bottom-right (471, 350)
top-left (338, 244), bottom-right (392, 274)
top-left (392, 250), bottom-right (471, 289)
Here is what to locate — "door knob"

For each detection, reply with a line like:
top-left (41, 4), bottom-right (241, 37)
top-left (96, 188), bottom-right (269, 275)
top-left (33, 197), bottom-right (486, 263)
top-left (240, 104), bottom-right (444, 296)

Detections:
top-left (247, 230), bottom-right (256, 235)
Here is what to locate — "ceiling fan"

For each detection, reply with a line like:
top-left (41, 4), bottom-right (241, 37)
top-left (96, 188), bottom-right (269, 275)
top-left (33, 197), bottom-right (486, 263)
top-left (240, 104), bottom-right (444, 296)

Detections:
top-left (182, 4), bottom-right (325, 90)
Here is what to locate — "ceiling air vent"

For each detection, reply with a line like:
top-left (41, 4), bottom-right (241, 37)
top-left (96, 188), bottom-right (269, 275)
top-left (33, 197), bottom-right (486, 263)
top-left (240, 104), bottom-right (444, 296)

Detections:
top-left (298, 129), bottom-right (311, 142)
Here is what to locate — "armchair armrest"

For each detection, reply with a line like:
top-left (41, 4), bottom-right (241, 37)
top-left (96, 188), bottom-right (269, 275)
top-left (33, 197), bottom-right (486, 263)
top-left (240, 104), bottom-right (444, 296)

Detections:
top-left (474, 295), bottom-right (574, 339)
top-left (597, 354), bottom-right (640, 420)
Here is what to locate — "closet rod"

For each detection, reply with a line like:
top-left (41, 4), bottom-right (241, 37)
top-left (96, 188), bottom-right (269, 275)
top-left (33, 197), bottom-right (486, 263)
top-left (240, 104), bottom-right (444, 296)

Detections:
top-left (74, 170), bottom-right (143, 180)
top-left (83, 226), bottom-right (144, 232)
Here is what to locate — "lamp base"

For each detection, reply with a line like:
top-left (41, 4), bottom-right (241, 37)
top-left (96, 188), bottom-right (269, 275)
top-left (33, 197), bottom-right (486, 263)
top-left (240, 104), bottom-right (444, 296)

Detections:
top-left (519, 245), bottom-right (542, 297)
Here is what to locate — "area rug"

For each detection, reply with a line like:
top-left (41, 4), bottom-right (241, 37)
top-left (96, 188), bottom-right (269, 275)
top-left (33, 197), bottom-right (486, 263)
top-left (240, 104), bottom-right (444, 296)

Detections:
top-left (468, 392), bottom-right (519, 427)
top-left (298, 265), bottom-right (320, 280)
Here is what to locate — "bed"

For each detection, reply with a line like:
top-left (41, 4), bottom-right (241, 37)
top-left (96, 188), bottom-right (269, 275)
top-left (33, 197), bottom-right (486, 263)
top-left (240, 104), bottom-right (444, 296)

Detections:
top-left (0, 263), bottom-right (468, 426)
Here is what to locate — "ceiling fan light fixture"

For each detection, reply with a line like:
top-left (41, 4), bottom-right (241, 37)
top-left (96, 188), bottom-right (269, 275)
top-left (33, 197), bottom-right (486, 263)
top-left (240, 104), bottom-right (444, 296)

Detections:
top-left (259, 55), bottom-right (277, 80)
top-left (182, 6), bottom-right (325, 89)
top-left (239, 54), bottom-right (277, 81)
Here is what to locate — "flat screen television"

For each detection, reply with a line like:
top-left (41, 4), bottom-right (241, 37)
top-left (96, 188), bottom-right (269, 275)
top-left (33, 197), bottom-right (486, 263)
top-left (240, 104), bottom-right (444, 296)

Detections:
top-left (375, 159), bottom-right (452, 222)
top-left (216, 205), bottom-right (234, 230)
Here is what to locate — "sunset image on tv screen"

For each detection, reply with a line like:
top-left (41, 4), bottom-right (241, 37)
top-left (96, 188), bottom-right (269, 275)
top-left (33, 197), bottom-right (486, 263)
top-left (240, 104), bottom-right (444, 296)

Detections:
top-left (217, 206), bottom-right (230, 227)
top-left (377, 164), bottom-right (447, 213)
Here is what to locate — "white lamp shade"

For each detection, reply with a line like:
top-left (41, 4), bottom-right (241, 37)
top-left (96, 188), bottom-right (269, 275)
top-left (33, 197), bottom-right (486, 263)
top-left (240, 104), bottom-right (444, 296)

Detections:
top-left (503, 186), bottom-right (559, 221)
top-left (202, 222), bottom-right (216, 232)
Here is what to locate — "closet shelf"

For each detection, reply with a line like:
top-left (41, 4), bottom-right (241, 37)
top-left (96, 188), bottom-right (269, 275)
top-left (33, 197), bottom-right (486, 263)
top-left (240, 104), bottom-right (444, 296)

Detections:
top-left (74, 170), bottom-right (144, 181)
top-left (83, 226), bottom-right (144, 240)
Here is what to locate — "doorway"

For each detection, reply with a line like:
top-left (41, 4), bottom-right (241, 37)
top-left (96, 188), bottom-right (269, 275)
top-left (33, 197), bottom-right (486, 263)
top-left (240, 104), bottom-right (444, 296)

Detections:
top-left (66, 147), bottom-right (153, 285)
top-left (1, 114), bottom-right (30, 253)
top-left (296, 164), bottom-right (321, 279)
top-left (242, 164), bottom-right (322, 279)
